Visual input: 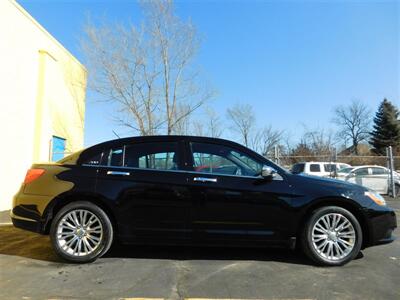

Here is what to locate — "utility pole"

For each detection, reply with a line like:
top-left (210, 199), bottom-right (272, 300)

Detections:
top-left (387, 146), bottom-right (395, 198)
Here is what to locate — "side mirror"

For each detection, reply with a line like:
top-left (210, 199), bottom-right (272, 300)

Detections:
top-left (261, 165), bottom-right (277, 178)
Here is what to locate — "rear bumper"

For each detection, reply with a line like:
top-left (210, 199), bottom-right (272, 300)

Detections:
top-left (11, 213), bottom-right (43, 233)
top-left (365, 206), bottom-right (397, 247)
top-left (11, 192), bottom-right (50, 234)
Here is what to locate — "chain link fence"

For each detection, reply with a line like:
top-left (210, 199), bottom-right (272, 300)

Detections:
top-left (268, 146), bottom-right (398, 198)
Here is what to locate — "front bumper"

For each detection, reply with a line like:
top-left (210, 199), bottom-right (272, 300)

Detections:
top-left (365, 205), bottom-right (397, 247)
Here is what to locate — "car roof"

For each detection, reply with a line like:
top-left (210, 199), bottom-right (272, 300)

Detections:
top-left (89, 135), bottom-right (246, 149)
top-left (351, 165), bottom-right (387, 169)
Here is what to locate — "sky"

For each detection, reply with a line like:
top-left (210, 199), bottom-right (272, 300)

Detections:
top-left (19, 0), bottom-right (400, 147)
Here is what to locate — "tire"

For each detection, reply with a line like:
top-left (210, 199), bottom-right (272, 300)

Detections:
top-left (301, 206), bottom-right (362, 266)
top-left (395, 185), bottom-right (400, 197)
top-left (50, 201), bottom-right (114, 263)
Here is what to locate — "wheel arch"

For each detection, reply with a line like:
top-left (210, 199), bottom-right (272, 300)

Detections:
top-left (42, 192), bottom-right (118, 236)
top-left (297, 197), bottom-right (370, 248)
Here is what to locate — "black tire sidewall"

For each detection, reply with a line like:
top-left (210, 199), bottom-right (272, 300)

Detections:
top-left (303, 206), bottom-right (363, 266)
top-left (50, 201), bottom-right (113, 263)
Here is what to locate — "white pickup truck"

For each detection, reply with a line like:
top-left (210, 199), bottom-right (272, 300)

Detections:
top-left (291, 162), bottom-right (351, 177)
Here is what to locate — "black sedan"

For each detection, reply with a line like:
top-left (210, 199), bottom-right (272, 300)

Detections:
top-left (11, 136), bottom-right (396, 265)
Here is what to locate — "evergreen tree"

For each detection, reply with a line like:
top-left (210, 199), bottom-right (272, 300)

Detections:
top-left (370, 99), bottom-right (400, 155)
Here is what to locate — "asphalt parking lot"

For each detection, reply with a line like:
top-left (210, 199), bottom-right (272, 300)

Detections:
top-left (1, 198), bottom-right (399, 300)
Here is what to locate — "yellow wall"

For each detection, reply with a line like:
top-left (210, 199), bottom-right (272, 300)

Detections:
top-left (0, 0), bottom-right (86, 211)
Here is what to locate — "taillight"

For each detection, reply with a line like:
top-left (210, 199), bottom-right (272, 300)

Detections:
top-left (24, 169), bottom-right (45, 184)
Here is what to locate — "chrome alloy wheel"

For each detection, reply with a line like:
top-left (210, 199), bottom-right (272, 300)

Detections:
top-left (56, 209), bottom-right (103, 257)
top-left (311, 213), bottom-right (356, 261)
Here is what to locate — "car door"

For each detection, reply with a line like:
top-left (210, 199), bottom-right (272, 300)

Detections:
top-left (184, 140), bottom-right (293, 244)
top-left (347, 167), bottom-right (369, 188)
top-left (95, 139), bottom-right (190, 243)
top-left (370, 167), bottom-right (389, 194)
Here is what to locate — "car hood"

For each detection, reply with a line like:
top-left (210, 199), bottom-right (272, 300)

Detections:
top-left (289, 173), bottom-right (367, 195)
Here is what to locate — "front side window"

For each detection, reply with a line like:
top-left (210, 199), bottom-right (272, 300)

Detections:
top-left (354, 168), bottom-right (369, 176)
top-left (124, 142), bottom-right (180, 170)
top-left (190, 142), bottom-right (263, 177)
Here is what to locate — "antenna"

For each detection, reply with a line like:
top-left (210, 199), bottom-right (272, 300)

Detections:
top-left (112, 130), bottom-right (121, 139)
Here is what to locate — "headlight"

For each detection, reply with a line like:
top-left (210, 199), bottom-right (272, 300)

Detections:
top-left (365, 191), bottom-right (386, 206)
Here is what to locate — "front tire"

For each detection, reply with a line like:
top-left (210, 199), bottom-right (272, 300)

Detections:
top-left (50, 201), bottom-right (114, 263)
top-left (301, 206), bottom-right (362, 266)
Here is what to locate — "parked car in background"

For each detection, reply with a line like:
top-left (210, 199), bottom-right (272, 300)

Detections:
top-left (338, 165), bottom-right (400, 196)
top-left (11, 136), bottom-right (396, 266)
top-left (291, 162), bottom-right (351, 177)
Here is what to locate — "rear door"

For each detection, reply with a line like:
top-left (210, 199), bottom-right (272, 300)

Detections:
top-left (370, 167), bottom-right (389, 193)
top-left (95, 139), bottom-right (190, 243)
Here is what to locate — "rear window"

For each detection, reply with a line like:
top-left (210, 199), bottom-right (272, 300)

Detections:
top-left (292, 163), bottom-right (305, 174)
top-left (310, 164), bottom-right (321, 172)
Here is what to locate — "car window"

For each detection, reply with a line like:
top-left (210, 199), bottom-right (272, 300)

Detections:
top-left (292, 163), bottom-right (305, 174)
top-left (339, 167), bottom-right (353, 174)
top-left (354, 168), bottom-right (369, 176)
top-left (124, 142), bottom-right (180, 170)
top-left (190, 142), bottom-right (263, 177)
top-left (81, 152), bottom-right (104, 166)
top-left (324, 164), bottom-right (336, 172)
top-left (106, 148), bottom-right (124, 167)
top-left (310, 164), bottom-right (321, 172)
top-left (371, 167), bottom-right (388, 175)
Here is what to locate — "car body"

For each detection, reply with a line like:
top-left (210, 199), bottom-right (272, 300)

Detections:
top-left (337, 165), bottom-right (400, 195)
top-left (11, 136), bottom-right (396, 265)
top-left (291, 162), bottom-right (351, 178)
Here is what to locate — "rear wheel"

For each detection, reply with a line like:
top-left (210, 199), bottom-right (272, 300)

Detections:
top-left (50, 201), bottom-right (113, 263)
top-left (301, 206), bottom-right (362, 266)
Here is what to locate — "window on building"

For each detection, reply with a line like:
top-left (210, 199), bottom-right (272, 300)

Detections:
top-left (52, 136), bottom-right (66, 162)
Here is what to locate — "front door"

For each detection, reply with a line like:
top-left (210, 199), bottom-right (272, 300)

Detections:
top-left (185, 141), bottom-right (292, 244)
top-left (95, 140), bottom-right (190, 243)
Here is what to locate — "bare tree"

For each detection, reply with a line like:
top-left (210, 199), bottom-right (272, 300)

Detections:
top-left (204, 107), bottom-right (223, 138)
top-left (333, 100), bottom-right (371, 155)
top-left (82, 0), bottom-right (214, 136)
top-left (251, 125), bottom-right (283, 157)
top-left (227, 103), bottom-right (255, 147)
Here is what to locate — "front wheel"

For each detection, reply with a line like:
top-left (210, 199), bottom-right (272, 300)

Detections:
top-left (50, 201), bottom-right (114, 263)
top-left (301, 206), bottom-right (362, 266)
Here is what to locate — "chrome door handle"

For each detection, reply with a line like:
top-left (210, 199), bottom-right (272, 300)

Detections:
top-left (193, 177), bottom-right (217, 183)
top-left (107, 171), bottom-right (130, 176)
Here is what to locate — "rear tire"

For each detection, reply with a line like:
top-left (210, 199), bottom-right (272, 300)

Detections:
top-left (50, 201), bottom-right (113, 263)
top-left (395, 184), bottom-right (400, 197)
top-left (301, 206), bottom-right (362, 266)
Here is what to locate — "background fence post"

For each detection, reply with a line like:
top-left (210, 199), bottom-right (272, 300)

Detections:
top-left (387, 146), bottom-right (395, 198)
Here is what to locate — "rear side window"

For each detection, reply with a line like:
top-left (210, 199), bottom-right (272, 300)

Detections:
top-left (107, 148), bottom-right (124, 167)
top-left (292, 163), bottom-right (305, 174)
top-left (371, 167), bottom-right (388, 175)
top-left (81, 150), bottom-right (106, 166)
top-left (124, 142), bottom-right (180, 170)
top-left (310, 164), bottom-right (321, 172)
